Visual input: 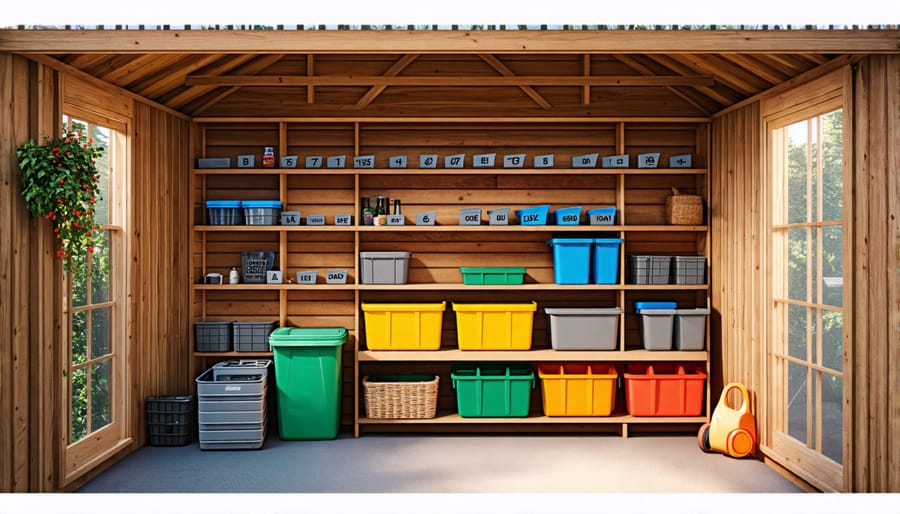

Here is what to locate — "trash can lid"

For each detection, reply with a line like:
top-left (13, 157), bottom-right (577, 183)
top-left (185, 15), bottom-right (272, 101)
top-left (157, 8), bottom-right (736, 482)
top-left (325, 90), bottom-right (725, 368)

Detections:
top-left (269, 327), bottom-right (347, 347)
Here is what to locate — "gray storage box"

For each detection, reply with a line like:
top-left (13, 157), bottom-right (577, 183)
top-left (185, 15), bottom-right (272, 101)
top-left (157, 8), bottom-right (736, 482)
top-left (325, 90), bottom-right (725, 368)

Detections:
top-left (672, 256), bottom-right (707, 285)
top-left (360, 251), bottom-right (411, 284)
top-left (628, 255), bottom-right (672, 284)
top-left (637, 308), bottom-right (676, 351)
top-left (545, 307), bottom-right (622, 350)
top-left (197, 157), bottom-right (232, 169)
top-left (194, 321), bottom-right (232, 352)
top-left (674, 308), bottom-right (710, 350)
top-left (195, 368), bottom-right (267, 399)
top-left (233, 321), bottom-right (278, 352)
top-left (212, 360), bottom-right (272, 379)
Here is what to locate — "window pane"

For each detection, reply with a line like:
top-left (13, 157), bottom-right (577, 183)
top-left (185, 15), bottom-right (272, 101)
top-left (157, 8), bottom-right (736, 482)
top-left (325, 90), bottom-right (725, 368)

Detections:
top-left (787, 121), bottom-right (808, 224)
top-left (821, 110), bottom-right (843, 222)
top-left (788, 304), bottom-right (808, 360)
top-left (822, 375), bottom-right (843, 464)
top-left (822, 310), bottom-right (843, 372)
top-left (71, 367), bottom-right (87, 443)
top-left (91, 359), bottom-right (111, 431)
top-left (91, 307), bottom-right (111, 359)
top-left (787, 361), bottom-right (808, 444)
top-left (71, 254), bottom-right (88, 307)
top-left (91, 231), bottom-right (111, 304)
top-left (92, 126), bottom-right (111, 226)
top-left (72, 310), bottom-right (88, 365)
top-left (788, 227), bottom-right (807, 301)
top-left (822, 225), bottom-right (843, 307)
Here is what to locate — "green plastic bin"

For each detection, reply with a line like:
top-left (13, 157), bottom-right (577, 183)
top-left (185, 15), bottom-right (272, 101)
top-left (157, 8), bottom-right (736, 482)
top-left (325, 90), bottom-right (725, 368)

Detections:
top-left (268, 327), bottom-right (347, 440)
top-left (451, 363), bottom-right (534, 417)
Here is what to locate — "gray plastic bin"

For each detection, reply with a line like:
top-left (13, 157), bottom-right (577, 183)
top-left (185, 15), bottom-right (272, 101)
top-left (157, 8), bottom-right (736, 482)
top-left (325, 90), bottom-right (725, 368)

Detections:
top-left (360, 251), bottom-right (411, 284)
top-left (628, 255), bottom-right (672, 284)
top-left (544, 307), bottom-right (622, 350)
top-left (636, 307), bottom-right (676, 351)
top-left (195, 368), bottom-right (267, 399)
top-left (198, 408), bottom-right (265, 424)
top-left (194, 321), bottom-right (232, 352)
top-left (233, 321), bottom-right (278, 352)
top-left (672, 256), bottom-right (707, 285)
top-left (674, 308), bottom-right (710, 350)
top-left (212, 359), bottom-right (272, 379)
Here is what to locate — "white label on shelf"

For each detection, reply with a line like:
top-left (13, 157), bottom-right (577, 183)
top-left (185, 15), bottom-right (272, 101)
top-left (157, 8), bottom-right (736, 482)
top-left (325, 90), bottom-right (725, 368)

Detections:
top-left (354, 155), bottom-right (375, 169)
top-left (419, 154), bottom-right (438, 168)
top-left (534, 154), bottom-right (554, 168)
top-left (305, 156), bottom-right (323, 168)
top-left (326, 155), bottom-right (346, 168)
top-left (237, 154), bottom-right (255, 168)
top-left (638, 153), bottom-right (660, 169)
top-left (444, 154), bottom-right (466, 168)
top-left (389, 155), bottom-right (408, 168)
top-left (306, 215), bottom-right (326, 225)
top-left (503, 154), bottom-right (526, 168)
top-left (473, 153), bottom-right (496, 168)
top-left (386, 214), bottom-right (405, 225)
top-left (280, 155), bottom-right (298, 168)
top-left (334, 214), bottom-right (353, 225)
top-left (669, 154), bottom-right (693, 168)
top-left (266, 271), bottom-right (283, 284)
top-left (572, 153), bottom-right (598, 168)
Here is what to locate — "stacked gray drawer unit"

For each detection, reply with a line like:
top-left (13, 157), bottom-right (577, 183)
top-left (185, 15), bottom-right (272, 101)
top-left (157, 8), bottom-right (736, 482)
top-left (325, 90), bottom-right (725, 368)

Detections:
top-left (195, 360), bottom-right (271, 450)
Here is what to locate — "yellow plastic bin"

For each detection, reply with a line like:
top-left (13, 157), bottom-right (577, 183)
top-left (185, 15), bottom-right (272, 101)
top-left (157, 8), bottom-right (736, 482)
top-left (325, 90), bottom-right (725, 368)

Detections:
top-left (538, 363), bottom-right (618, 416)
top-left (452, 302), bottom-right (537, 350)
top-left (361, 302), bottom-right (446, 350)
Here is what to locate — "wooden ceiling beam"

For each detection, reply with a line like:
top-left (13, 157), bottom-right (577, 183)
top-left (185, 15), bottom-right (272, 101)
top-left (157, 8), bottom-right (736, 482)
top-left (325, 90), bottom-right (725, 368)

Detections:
top-left (134, 54), bottom-right (228, 99)
top-left (724, 54), bottom-right (791, 85)
top-left (643, 54), bottom-right (741, 106)
top-left (670, 54), bottom-right (770, 95)
top-left (3, 29), bottom-right (898, 54)
top-left (614, 55), bottom-right (715, 114)
top-left (355, 53), bottom-right (420, 108)
top-left (183, 74), bottom-right (716, 87)
top-left (98, 53), bottom-right (183, 87)
top-left (479, 54), bottom-right (551, 110)
top-left (165, 54), bottom-right (282, 110)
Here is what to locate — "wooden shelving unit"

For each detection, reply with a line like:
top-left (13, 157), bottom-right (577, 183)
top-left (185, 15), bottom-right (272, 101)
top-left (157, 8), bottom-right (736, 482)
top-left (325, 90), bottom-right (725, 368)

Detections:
top-left (190, 117), bottom-right (711, 438)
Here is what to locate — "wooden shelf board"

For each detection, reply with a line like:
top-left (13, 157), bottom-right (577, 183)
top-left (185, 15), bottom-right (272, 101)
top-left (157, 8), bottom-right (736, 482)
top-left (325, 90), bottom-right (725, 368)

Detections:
top-left (194, 225), bottom-right (707, 232)
top-left (195, 167), bottom-right (707, 175)
top-left (194, 284), bottom-right (356, 290)
top-left (357, 283), bottom-right (708, 291)
top-left (358, 349), bottom-right (708, 362)
top-left (192, 351), bottom-right (273, 357)
top-left (358, 413), bottom-right (707, 424)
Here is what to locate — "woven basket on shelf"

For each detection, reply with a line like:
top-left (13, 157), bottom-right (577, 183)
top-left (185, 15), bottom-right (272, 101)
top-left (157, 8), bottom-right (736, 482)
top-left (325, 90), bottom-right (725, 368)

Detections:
top-left (665, 187), bottom-right (704, 225)
top-left (363, 374), bottom-right (439, 419)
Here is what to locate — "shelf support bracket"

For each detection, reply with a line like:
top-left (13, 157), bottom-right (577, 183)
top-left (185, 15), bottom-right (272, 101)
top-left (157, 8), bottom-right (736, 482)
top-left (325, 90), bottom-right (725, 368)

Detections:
top-left (479, 54), bottom-right (552, 110)
top-left (356, 54), bottom-right (420, 109)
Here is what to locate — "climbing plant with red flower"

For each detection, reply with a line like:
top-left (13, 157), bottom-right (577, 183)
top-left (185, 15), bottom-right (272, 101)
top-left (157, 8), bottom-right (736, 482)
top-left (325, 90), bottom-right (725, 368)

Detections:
top-left (16, 130), bottom-right (104, 272)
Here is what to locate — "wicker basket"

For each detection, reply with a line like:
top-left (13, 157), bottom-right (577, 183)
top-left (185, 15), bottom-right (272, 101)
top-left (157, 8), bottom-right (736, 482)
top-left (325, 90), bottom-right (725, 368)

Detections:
top-left (666, 187), bottom-right (704, 225)
top-left (363, 374), bottom-right (439, 419)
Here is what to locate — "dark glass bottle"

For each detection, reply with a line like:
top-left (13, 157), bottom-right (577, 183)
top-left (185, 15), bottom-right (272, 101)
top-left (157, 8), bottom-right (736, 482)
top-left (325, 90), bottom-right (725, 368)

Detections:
top-left (361, 197), bottom-right (374, 226)
top-left (374, 195), bottom-right (387, 226)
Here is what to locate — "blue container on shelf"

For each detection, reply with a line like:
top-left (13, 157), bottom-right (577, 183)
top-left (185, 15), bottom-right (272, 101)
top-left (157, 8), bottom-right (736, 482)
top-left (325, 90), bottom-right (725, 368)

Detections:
top-left (206, 200), bottom-right (243, 225)
top-left (547, 238), bottom-right (593, 284)
top-left (554, 206), bottom-right (582, 225)
top-left (592, 238), bottom-right (623, 284)
top-left (516, 204), bottom-right (550, 226)
top-left (634, 301), bottom-right (678, 313)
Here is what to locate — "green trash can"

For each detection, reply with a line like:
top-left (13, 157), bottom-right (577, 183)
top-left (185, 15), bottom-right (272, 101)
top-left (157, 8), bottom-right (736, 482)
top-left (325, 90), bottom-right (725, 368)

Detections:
top-left (269, 327), bottom-right (347, 440)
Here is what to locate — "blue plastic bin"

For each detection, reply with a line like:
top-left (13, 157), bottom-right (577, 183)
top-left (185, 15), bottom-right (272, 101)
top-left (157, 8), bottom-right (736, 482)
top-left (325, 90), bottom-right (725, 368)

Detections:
top-left (516, 205), bottom-right (550, 226)
top-left (634, 301), bottom-right (678, 313)
top-left (554, 206), bottom-right (582, 225)
top-left (547, 238), bottom-right (593, 284)
top-left (592, 238), bottom-right (623, 284)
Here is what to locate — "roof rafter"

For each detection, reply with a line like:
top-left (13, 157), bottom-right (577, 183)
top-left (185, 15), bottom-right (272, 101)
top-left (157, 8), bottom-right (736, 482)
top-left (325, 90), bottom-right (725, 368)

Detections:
top-left (182, 75), bottom-right (716, 87)
top-left (355, 53), bottom-right (420, 108)
top-left (479, 54), bottom-right (551, 110)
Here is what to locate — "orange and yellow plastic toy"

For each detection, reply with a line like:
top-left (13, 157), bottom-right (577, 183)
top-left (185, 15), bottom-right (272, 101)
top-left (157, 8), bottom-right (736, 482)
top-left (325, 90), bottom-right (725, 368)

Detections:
top-left (698, 382), bottom-right (757, 458)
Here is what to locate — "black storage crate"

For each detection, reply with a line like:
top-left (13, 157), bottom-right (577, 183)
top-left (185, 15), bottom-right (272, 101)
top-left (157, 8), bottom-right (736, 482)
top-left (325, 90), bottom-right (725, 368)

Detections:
top-left (146, 395), bottom-right (194, 446)
top-left (233, 321), bottom-right (278, 352)
top-left (194, 321), bottom-right (232, 352)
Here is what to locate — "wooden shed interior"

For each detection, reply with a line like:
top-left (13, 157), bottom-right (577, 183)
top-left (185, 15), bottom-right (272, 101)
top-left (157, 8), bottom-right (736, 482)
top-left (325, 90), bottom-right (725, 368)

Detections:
top-left (1, 28), bottom-right (898, 493)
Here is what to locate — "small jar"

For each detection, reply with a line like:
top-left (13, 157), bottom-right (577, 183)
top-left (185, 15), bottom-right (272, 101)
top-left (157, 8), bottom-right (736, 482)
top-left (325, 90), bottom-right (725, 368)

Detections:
top-left (262, 147), bottom-right (276, 168)
top-left (229, 267), bottom-right (240, 284)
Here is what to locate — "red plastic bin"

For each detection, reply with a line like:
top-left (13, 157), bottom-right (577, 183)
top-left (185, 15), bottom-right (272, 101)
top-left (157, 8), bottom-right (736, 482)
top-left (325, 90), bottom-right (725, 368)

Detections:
top-left (623, 363), bottom-right (706, 416)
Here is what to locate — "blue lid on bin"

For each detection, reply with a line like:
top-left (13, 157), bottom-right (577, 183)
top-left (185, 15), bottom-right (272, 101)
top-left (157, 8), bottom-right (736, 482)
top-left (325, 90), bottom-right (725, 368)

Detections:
top-left (269, 326), bottom-right (347, 347)
top-left (588, 207), bottom-right (617, 215)
top-left (593, 238), bottom-right (624, 244)
top-left (241, 200), bottom-right (283, 208)
top-left (206, 200), bottom-right (242, 208)
top-left (635, 301), bottom-right (678, 314)
top-left (547, 238), bottom-right (595, 246)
